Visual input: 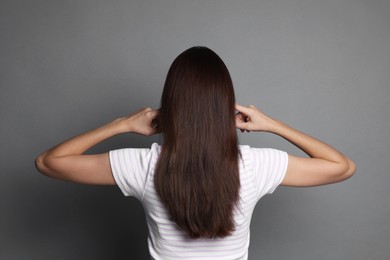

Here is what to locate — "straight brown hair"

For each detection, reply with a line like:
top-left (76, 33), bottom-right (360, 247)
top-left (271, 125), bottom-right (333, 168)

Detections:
top-left (154, 46), bottom-right (240, 238)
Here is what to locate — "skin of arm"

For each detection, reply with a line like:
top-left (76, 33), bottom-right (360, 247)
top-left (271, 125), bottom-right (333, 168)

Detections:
top-left (35, 108), bottom-right (159, 185)
top-left (235, 104), bottom-right (356, 187)
top-left (37, 104), bottom-right (355, 187)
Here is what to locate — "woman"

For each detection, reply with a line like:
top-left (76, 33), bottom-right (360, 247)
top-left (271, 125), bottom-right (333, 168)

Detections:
top-left (35, 46), bottom-right (355, 259)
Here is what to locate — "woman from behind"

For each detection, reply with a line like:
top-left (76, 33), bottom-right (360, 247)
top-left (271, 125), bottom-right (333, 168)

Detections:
top-left (35, 46), bottom-right (355, 260)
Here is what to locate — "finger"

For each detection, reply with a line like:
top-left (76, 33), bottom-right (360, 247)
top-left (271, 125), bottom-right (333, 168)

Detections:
top-left (235, 112), bottom-right (245, 121)
top-left (235, 111), bottom-right (251, 124)
top-left (235, 119), bottom-right (248, 130)
top-left (235, 113), bottom-right (244, 123)
top-left (152, 108), bottom-right (161, 115)
top-left (235, 103), bottom-right (245, 112)
top-left (143, 123), bottom-right (161, 136)
top-left (235, 103), bottom-right (254, 115)
top-left (146, 108), bottom-right (159, 119)
top-left (143, 128), bottom-right (157, 136)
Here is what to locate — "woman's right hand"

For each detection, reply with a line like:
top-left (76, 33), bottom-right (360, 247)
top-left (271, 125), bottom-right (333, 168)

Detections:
top-left (235, 104), bottom-right (277, 133)
top-left (117, 107), bottom-right (160, 136)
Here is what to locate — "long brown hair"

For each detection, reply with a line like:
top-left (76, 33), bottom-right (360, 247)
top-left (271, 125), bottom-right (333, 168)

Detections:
top-left (154, 46), bottom-right (240, 239)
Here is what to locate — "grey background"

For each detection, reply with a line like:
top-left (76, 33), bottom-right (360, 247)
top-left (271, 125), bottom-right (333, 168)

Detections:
top-left (1, 0), bottom-right (389, 259)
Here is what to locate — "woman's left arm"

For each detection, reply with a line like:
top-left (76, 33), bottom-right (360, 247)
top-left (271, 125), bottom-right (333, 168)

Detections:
top-left (35, 108), bottom-right (159, 185)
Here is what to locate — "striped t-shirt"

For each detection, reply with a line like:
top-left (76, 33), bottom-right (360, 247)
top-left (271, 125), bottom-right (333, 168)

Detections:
top-left (109, 143), bottom-right (288, 260)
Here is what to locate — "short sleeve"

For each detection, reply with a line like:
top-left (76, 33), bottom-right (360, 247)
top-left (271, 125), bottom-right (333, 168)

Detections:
top-left (250, 148), bottom-right (288, 200)
top-left (109, 147), bottom-right (155, 200)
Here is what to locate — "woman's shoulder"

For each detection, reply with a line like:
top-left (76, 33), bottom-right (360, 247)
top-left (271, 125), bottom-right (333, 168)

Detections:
top-left (239, 144), bottom-right (288, 164)
top-left (239, 144), bottom-right (287, 154)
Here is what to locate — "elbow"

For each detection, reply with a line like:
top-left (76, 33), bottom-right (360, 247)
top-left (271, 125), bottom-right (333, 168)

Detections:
top-left (339, 158), bottom-right (356, 181)
top-left (35, 152), bottom-right (51, 177)
top-left (35, 152), bottom-right (64, 180)
top-left (346, 158), bottom-right (356, 178)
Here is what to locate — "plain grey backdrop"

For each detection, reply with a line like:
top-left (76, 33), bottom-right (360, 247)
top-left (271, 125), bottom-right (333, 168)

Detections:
top-left (1, 0), bottom-right (389, 259)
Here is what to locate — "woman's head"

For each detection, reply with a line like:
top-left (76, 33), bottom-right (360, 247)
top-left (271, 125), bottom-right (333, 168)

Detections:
top-left (155, 46), bottom-right (240, 239)
top-left (160, 46), bottom-right (236, 145)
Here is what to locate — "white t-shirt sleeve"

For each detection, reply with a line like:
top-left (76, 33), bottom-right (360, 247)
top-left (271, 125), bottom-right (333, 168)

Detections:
top-left (250, 148), bottom-right (288, 200)
top-left (109, 147), bottom-right (153, 200)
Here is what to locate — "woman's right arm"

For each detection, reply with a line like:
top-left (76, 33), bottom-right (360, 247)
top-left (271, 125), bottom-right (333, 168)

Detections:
top-left (35, 108), bottom-right (159, 185)
top-left (235, 104), bottom-right (356, 187)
